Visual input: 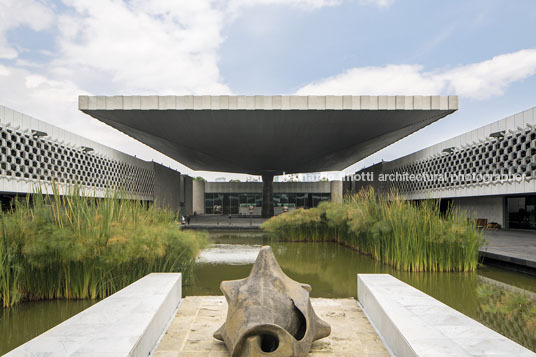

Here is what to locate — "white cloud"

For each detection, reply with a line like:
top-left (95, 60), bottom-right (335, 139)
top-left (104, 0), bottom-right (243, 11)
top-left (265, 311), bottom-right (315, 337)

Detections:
top-left (245, 0), bottom-right (392, 8)
top-left (439, 49), bottom-right (536, 99)
top-left (0, 65), bottom-right (89, 135)
top-left (297, 64), bottom-right (443, 95)
top-left (0, 64), bottom-right (9, 76)
top-left (0, 0), bottom-right (54, 59)
top-left (52, 0), bottom-right (230, 95)
top-left (296, 49), bottom-right (536, 100)
top-left (1, 0), bottom-right (393, 97)
top-left (226, 0), bottom-right (391, 16)
top-left (356, 0), bottom-right (393, 8)
top-left (228, 0), bottom-right (343, 11)
top-left (52, 0), bottom-right (387, 95)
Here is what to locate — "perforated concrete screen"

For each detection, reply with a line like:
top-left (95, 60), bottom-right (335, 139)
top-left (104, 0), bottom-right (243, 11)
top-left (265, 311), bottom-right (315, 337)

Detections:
top-left (0, 105), bottom-right (155, 200)
top-left (365, 106), bottom-right (536, 199)
top-left (385, 124), bottom-right (536, 194)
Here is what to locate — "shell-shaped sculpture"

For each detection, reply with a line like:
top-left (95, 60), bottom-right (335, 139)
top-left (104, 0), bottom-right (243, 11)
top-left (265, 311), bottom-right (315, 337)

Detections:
top-left (214, 246), bottom-right (331, 356)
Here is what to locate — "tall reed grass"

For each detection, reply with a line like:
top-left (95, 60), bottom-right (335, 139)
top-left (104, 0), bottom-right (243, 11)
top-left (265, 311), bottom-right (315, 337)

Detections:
top-left (0, 185), bottom-right (206, 308)
top-left (262, 188), bottom-right (484, 272)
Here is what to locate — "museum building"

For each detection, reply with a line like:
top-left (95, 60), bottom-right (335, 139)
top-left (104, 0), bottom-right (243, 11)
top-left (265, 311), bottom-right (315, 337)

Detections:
top-left (5, 95), bottom-right (536, 227)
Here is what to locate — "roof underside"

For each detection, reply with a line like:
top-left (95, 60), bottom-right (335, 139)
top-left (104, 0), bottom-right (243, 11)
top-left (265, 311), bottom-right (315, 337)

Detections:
top-left (79, 95), bottom-right (457, 174)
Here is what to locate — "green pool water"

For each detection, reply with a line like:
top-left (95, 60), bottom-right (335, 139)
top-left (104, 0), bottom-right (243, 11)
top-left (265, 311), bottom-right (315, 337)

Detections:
top-left (185, 232), bottom-right (536, 351)
top-left (2, 231), bottom-right (535, 354)
top-left (185, 233), bottom-right (536, 300)
top-left (0, 299), bottom-right (95, 354)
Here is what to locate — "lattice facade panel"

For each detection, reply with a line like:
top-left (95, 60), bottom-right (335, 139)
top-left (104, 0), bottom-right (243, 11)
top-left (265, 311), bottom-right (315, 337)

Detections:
top-left (0, 110), bottom-right (155, 200)
top-left (383, 124), bottom-right (536, 195)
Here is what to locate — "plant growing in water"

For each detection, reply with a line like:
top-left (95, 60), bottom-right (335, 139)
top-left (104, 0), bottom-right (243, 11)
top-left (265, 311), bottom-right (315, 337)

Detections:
top-left (0, 185), bottom-right (206, 308)
top-left (262, 188), bottom-right (484, 272)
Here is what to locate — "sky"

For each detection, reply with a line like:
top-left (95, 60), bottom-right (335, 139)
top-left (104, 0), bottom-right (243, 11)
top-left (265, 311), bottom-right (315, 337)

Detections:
top-left (1, 0), bottom-right (536, 181)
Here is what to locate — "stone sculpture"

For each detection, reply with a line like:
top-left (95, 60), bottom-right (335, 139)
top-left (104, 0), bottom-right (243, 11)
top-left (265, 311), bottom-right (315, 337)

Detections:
top-left (214, 246), bottom-right (331, 356)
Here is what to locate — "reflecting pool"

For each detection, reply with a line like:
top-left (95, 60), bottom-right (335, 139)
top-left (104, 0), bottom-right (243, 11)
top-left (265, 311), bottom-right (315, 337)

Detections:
top-left (185, 232), bottom-right (536, 351)
top-left (2, 231), bottom-right (535, 355)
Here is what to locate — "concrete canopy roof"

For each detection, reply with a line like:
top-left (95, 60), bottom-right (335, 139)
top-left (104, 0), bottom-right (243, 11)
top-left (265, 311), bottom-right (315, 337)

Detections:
top-left (79, 95), bottom-right (458, 175)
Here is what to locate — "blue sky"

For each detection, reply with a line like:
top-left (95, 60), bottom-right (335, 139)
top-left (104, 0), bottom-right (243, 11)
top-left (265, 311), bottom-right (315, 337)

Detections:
top-left (1, 0), bottom-right (536, 180)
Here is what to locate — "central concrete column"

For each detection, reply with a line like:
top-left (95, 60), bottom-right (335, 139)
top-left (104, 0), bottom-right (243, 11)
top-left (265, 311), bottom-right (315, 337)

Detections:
top-left (261, 173), bottom-right (274, 218)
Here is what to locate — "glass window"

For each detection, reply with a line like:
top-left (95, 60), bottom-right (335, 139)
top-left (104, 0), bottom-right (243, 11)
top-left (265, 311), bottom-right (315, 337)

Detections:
top-left (205, 193), bottom-right (213, 214)
top-left (297, 193), bottom-right (308, 208)
top-left (214, 194), bottom-right (223, 207)
top-left (223, 193), bottom-right (230, 215)
top-left (273, 194), bottom-right (281, 207)
top-left (230, 194), bottom-right (239, 214)
top-left (255, 193), bottom-right (262, 207)
top-left (213, 194), bottom-right (223, 214)
top-left (287, 193), bottom-right (297, 206)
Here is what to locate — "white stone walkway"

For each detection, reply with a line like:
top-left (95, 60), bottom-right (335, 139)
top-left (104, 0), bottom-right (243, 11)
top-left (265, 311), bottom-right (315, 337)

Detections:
top-left (154, 296), bottom-right (389, 357)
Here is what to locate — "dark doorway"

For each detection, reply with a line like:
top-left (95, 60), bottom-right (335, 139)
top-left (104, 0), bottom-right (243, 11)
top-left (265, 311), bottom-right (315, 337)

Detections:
top-left (507, 195), bottom-right (536, 229)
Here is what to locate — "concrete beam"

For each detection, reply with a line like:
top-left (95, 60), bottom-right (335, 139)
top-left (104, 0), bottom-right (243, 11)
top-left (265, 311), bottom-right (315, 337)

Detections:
top-left (79, 95), bottom-right (459, 111)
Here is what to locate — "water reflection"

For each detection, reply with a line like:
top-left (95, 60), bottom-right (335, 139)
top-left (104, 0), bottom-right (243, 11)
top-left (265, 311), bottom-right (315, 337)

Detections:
top-left (197, 244), bottom-right (262, 265)
top-left (0, 299), bottom-right (95, 355)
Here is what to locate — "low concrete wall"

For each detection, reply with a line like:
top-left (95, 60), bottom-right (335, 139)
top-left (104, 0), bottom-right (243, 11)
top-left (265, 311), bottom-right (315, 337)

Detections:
top-left (358, 274), bottom-right (535, 357)
top-left (7, 273), bottom-right (182, 357)
top-left (452, 195), bottom-right (504, 226)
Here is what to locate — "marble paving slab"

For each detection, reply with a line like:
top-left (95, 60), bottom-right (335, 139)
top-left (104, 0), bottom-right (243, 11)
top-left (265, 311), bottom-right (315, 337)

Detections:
top-left (154, 296), bottom-right (390, 357)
